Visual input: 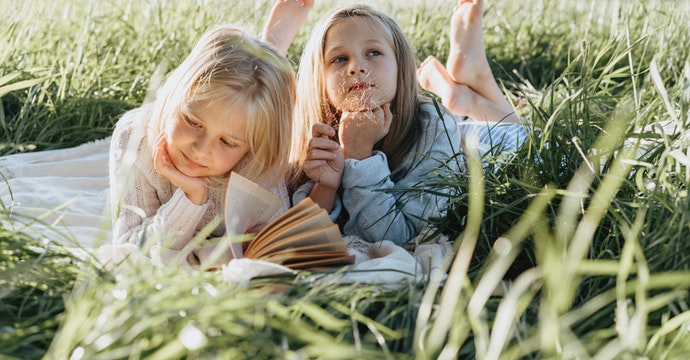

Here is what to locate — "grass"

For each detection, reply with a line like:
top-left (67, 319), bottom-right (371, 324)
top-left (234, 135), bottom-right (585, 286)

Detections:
top-left (2, 0), bottom-right (690, 358)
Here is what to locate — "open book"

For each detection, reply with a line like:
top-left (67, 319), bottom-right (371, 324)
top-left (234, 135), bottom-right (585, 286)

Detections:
top-left (220, 172), bottom-right (355, 269)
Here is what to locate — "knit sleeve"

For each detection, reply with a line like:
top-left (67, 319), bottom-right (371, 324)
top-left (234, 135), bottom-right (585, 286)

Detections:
top-left (109, 109), bottom-right (210, 249)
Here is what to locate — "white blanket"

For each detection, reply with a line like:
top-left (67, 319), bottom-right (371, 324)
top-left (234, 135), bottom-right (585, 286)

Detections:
top-left (0, 138), bottom-right (112, 249)
top-left (0, 139), bottom-right (451, 287)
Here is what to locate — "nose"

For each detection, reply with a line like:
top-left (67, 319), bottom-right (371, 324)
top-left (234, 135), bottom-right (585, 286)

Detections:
top-left (347, 59), bottom-right (366, 75)
top-left (192, 136), bottom-right (212, 158)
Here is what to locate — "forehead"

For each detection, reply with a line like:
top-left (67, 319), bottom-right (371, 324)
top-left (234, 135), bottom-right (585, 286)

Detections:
top-left (184, 98), bottom-right (248, 134)
top-left (325, 16), bottom-right (394, 49)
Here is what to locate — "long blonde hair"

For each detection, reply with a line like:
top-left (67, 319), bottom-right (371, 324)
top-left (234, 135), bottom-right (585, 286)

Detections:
top-left (147, 24), bottom-right (296, 186)
top-left (290, 4), bottom-right (426, 188)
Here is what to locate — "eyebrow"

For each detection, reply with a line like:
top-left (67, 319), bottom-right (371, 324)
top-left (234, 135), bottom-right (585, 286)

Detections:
top-left (325, 39), bottom-right (387, 54)
top-left (183, 107), bottom-right (248, 143)
top-left (224, 132), bottom-right (247, 144)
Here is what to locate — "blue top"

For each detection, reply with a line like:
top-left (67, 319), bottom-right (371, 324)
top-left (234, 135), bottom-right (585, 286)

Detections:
top-left (294, 102), bottom-right (462, 245)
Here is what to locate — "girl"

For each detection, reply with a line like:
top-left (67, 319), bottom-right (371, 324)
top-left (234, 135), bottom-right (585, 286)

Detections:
top-left (289, 4), bottom-right (462, 245)
top-left (109, 24), bottom-right (296, 265)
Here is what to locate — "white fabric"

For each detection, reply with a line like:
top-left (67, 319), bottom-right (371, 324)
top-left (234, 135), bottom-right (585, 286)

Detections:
top-left (0, 138), bottom-right (112, 249)
top-left (0, 138), bottom-right (452, 288)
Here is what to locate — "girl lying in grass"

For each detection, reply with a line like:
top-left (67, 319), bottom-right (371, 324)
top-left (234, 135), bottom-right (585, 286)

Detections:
top-left (271, 3), bottom-right (460, 245)
top-left (109, 24), bottom-right (296, 265)
top-left (264, 0), bottom-right (527, 246)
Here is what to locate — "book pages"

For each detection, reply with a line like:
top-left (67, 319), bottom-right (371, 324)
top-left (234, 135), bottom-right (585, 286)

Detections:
top-left (225, 172), bottom-right (284, 258)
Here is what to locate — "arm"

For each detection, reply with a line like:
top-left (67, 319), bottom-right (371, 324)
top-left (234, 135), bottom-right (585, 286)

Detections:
top-left (340, 108), bottom-right (461, 245)
top-left (109, 111), bottom-right (210, 250)
top-left (262, 0), bottom-right (313, 57)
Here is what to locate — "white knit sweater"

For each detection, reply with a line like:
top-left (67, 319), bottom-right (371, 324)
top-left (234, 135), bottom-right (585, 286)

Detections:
top-left (109, 106), bottom-right (290, 252)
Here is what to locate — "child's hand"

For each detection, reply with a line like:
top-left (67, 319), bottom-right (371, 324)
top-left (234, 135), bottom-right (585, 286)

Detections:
top-left (339, 103), bottom-right (392, 160)
top-left (303, 123), bottom-right (343, 189)
top-left (153, 133), bottom-right (209, 205)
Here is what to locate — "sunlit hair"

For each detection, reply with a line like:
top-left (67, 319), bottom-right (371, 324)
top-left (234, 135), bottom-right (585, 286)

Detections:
top-left (290, 4), bottom-right (425, 187)
top-left (147, 24), bottom-right (295, 186)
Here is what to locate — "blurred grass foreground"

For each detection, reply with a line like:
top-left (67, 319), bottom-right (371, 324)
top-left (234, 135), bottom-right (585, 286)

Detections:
top-left (2, 0), bottom-right (690, 358)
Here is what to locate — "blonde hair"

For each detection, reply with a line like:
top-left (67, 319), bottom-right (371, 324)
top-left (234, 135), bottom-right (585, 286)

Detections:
top-left (147, 24), bottom-right (295, 186)
top-left (290, 4), bottom-right (426, 187)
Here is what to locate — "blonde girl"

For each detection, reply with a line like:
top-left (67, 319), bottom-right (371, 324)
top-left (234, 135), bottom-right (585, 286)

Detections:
top-left (290, 4), bottom-right (461, 245)
top-left (109, 24), bottom-right (295, 263)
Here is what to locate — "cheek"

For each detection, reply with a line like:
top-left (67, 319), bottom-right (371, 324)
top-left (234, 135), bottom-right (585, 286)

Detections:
top-left (380, 70), bottom-right (397, 101)
top-left (219, 149), bottom-right (248, 171)
top-left (165, 120), bottom-right (188, 144)
top-left (325, 75), bottom-right (340, 98)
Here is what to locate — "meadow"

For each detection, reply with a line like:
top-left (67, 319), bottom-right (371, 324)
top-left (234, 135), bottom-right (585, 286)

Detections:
top-left (2, 0), bottom-right (690, 358)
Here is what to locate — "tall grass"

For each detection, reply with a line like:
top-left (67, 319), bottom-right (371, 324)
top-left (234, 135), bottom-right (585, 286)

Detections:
top-left (2, 0), bottom-right (690, 358)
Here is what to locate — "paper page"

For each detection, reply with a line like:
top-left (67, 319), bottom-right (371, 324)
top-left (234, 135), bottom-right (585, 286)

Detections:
top-left (253, 197), bottom-right (317, 240)
top-left (248, 204), bottom-right (331, 252)
top-left (281, 254), bottom-right (356, 269)
top-left (225, 172), bottom-right (284, 258)
top-left (248, 223), bottom-right (344, 259)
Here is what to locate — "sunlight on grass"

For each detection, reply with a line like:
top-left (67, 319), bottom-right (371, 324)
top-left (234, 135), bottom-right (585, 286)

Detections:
top-left (2, 0), bottom-right (690, 358)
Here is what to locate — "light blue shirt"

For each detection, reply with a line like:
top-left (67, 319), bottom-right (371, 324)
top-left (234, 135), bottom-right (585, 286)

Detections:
top-left (293, 103), bottom-right (528, 245)
top-left (294, 103), bottom-right (461, 245)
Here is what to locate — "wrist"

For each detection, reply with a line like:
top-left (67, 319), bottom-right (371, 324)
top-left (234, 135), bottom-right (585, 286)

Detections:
top-left (186, 189), bottom-right (208, 205)
top-left (310, 184), bottom-right (337, 213)
top-left (313, 181), bottom-right (338, 192)
top-left (343, 147), bottom-right (373, 160)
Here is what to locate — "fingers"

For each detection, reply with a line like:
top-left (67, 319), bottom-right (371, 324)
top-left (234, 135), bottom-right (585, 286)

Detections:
top-left (309, 123), bottom-right (339, 155)
top-left (341, 103), bottom-right (391, 130)
top-left (311, 123), bottom-right (336, 139)
top-left (153, 133), bottom-right (172, 172)
top-left (305, 123), bottom-right (344, 187)
top-left (306, 140), bottom-right (340, 162)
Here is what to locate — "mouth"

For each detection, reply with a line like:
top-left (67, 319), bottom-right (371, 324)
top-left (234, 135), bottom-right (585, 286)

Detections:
top-left (348, 82), bottom-right (373, 92)
top-left (181, 151), bottom-right (206, 169)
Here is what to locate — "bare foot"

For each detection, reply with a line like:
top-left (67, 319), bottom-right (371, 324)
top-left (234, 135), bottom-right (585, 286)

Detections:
top-left (418, 55), bottom-right (523, 123)
top-left (418, 55), bottom-right (475, 117)
top-left (447, 0), bottom-right (513, 111)
top-left (446, 0), bottom-right (489, 87)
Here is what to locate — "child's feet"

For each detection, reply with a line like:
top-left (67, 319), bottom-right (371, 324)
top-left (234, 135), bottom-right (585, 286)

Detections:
top-left (446, 0), bottom-right (514, 113)
top-left (446, 0), bottom-right (490, 87)
top-left (418, 55), bottom-right (475, 117)
top-left (418, 55), bottom-right (523, 123)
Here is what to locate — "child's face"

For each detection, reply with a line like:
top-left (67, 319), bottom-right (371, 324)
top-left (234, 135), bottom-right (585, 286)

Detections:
top-left (322, 17), bottom-right (397, 113)
top-left (165, 99), bottom-right (249, 178)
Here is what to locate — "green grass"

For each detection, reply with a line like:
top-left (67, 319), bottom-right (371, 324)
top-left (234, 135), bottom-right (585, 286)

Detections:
top-left (2, 0), bottom-right (690, 358)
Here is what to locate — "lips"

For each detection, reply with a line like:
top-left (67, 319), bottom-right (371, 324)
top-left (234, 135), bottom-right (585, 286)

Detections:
top-left (181, 151), bottom-right (206, 169)
top-left (348, 82), bottom-right (373, 92)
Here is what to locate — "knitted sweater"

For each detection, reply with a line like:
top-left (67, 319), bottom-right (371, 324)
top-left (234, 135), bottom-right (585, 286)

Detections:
top-left (109, 106), bottom-right (290, 251)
